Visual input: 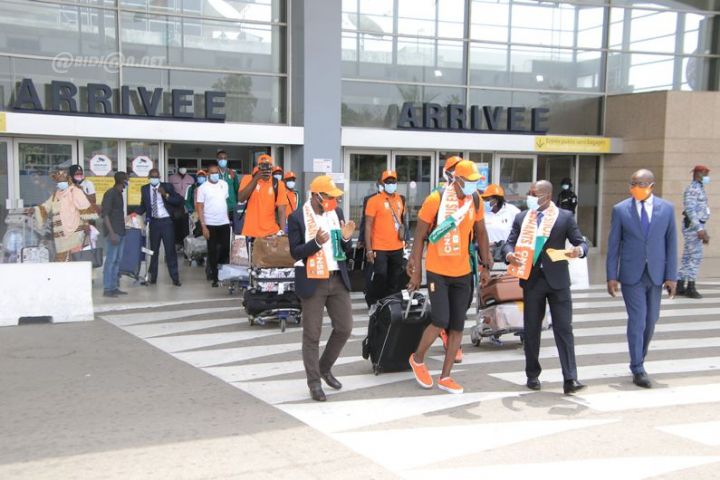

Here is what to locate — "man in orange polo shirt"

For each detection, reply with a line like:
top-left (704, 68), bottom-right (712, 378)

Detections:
top-left (283, 171), bottom-right (299, 218)
top-left (237, 154), bottom-right (288, 237)
top-left (364, 170), bottom-right (406, 306)
top-left (407, 160), bottom-right (492, 394)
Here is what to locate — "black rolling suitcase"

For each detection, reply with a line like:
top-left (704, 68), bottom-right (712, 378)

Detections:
top-left (362, 290), bottom-right (431, 375)
top-left (119, 228), bottom-right (144, 279)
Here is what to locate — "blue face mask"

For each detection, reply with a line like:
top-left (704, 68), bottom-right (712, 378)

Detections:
top-left (286, 180), bottom-right (296, 190)
top-left (149, 177), bottom-right (160, 186)
top-left (218, 159), bottom-right (228, 169)
top-left (57, 181), bottom-right (69, 191)
top-left (702, 176), bottom-right (710, 185)
top-left (526, 195), bottom-right (540, 211)
top-left (562, 184), bottom-right (570, 190)
top-left (197, 176), bottom-right (206, 185)
top-left (484, 200), bottom-right (493, 213)
top-left (273, 174), bottom-right (282, 181)
top-left (384, 183), bottom-right (397, 194)
top-left (209, 173), bottom-right (220, 183)
top-left (461, 180), bottom-right (478, 196)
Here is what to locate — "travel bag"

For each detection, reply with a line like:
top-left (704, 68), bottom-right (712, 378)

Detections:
top-left (119, 228), bottom-right (144, 279)
top-left (184, 235), bottom-right (207, 258)
top-left (252, 235), bottom-right (294, 268)
top-left (243, 290), bottom-right (301, 316)
top-left (362, 290), bottom-right (431, 375)
top-left (480, 273), bottom-right (523, 307)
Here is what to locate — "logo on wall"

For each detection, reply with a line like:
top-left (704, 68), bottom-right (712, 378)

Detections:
top-left (132, 156), bottom-right (153, 177)
top-left (89, 154), bottom-right (112, 176)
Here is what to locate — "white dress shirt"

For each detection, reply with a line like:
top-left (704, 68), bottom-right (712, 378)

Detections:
top-left (151, 185), bottom-right (171, 218)
top-left (635, 194), bottom-right (654, 222)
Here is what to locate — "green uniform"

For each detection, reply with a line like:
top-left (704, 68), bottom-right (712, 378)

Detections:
top-left (220, 168), bottom-right (240, 212)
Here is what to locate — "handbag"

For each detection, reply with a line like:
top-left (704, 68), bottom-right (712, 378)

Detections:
top-left (388, 200), bottom-right (406, 241)
top-left (70, 233), bottom-right (104, 268)
top-left (251, 235), bottom-right (294, 268)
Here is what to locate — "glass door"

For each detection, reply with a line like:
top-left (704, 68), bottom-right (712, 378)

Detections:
top-left (0, 140), bottom-right (9, 243)
top-left (536, 155), bottom-right (576, 203)
top-left (495, 154), bottom-right (537, 209)
top-left (344, 150), bottom-right (390, 232)
top-left (15, 139), bottom-right (77, 208)
top-left (392, 151), bottom-right (433, 235)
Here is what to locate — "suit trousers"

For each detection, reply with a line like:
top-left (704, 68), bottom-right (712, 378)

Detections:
top-left (149, 217), bottom-right (179, 282)
top-left (301, 273), bottom-right (354, 386)
top-left (523, 269), bottom-right (578, 381)
top-left (621, 269), bottom-right (662, 375)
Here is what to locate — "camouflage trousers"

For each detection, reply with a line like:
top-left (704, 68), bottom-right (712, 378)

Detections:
top-left (678, 228), bottom-right (704, 281)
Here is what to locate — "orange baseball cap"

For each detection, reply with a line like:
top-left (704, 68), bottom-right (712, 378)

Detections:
top-left (693, 165), bottom-right (710, 173)
top-left (444, 155), bottom-right (463, 172)
top-left (272, 165), bottom-right (283, 173)
top-left (257, 154), bottom-right (273, 164)
top-left (381, 170), bottom-right (397, 182)
top-left (454, 160), bottom-right (481, 181)
top-left (481, 184), bottom-right (504, 198)
top-left (196, 169), bottom-right (207, 176)
top-left (310, 175), bottom-right (344, 197)
top-left (284, 171), bottom-right (296, 180)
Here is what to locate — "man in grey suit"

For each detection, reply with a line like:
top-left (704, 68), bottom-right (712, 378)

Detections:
top-left (606, 169), bottom-right (678, 388)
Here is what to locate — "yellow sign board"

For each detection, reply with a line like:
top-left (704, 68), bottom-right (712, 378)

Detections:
top-left (0, 112), bottom-right (6, 132)
top-left (87, 176), bottom-right (115, 205)
top-left (534, 136), bottom-right (611, 154)
top-left (128, 177), bottom-right (149, 206)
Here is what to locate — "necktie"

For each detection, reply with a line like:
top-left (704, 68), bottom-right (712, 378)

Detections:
top-left (640, 200), bottom-right (650, 238)
top-left (536, 212), bottom-right (544, 227)
top-left (152, 187), bottom-right (159, 218)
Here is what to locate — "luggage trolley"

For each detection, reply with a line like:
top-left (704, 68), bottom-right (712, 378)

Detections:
top-left (242, 240), bottom-right (301, 332)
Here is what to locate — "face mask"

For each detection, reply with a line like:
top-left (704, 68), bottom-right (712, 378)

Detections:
top-left (273, 174), bottom-right (282, 181)
top-left (384, 183), bottom-right (397, 194)
top-left (73, 175), bottom-right (84, 184)
top-left (702, 176), bottom-right (710, 185)
top-left (209, 173), bottom-right (220, 183)
top-left (526, 195), bottom-right (540, 211)
top-left (57, 181), bottom-right (69, 191)
top-left (562, 184), bottom-right (570, 190)
top-left (286, 181), bottom-right (296, 190)
top-left (124, 181), bottom-right (129, 189)
top-left (179, 168), bottom-right (187, 175)
top-left (484, 201), bottom-right (493, 213)
top-left (318, 194), bottom-right (337, 212)
top-left (377, 184), bottom-right (384, 193)
top-left (218, 159), bottom-right (228, 169)
top-left (461, 180), bottom-right (478, 196)
top-left (149, 177), bottom-right (160, 186)
top-left (630, 185), bottom-right (652, 201)
top-left (197, 176), bottom-right (206, 185)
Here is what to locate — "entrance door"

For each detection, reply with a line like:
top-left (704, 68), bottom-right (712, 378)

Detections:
top-left (495, 154), bottom-right (536, 209)
top-left (392, 152), bottom-right (433, 235)
top-left (15, 139), bottom-right (76, 208)
top-left (0, 139), bottom-right (9, 241)
top-left (345, 150), bottom-right (390, 230)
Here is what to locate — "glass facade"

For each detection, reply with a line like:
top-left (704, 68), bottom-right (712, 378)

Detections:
top-left (0, 0), bottom-right (287, 124)
top-left (341, 0), bottom-right (720, 134)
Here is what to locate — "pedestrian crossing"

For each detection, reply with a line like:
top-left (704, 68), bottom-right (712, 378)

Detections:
top-left (98, 284), bottom-right (720, 478)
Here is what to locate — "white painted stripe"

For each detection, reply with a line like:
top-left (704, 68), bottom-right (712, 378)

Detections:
top-left (102, 306), bottom-right (241, 326)
top-left (490, 356), bottom-right (720, 385)
top-left (571, 307), bottom-right (720, 324)
top-left (332, 419), bottom-right (616, 472)
top-left (573, 295), bottom-right (720, 310)
top-left (94, 297), bottom-right (224, 313)
top-left (145, 330), bottom-right (279, 353)
top-left (233, 369), bottom-right (457, 405)
top-left (277, 391), bottom-right (521, 434)
top-left (204, 356), bottom-right (363, 383)
top-left (121, 318), bottom-right (241, 338)
top-left (656, 421), bottom-right (720, 446)
top-left (570, 383), bottom-right (720, 413)
top-left (403, 456), bottom-right (720, 480)
top-left (573, 320), bottom-right (720, 338)
top-left (447, 337), bottom-right (720, 366)
top-left (173, 341), bottom-right (324, 368)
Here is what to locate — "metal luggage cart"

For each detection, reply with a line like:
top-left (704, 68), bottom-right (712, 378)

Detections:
top-left (245, 266), bottom-right (301, 332)
top-left (470, 302), bottom-right (551, 346)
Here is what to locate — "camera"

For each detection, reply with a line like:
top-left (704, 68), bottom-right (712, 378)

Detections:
top-left (259, 163), bottom-right (272, 172)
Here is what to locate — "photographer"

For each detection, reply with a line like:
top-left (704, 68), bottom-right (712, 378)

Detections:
top-left (237, 154), bottom-right (288, 238)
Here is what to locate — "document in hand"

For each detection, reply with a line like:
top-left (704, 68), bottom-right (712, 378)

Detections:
top-left (546, 248), bottom-right (575, 262)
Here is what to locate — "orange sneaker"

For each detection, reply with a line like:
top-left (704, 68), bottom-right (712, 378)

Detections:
top-left (409, 354), bottom-right (433, 389)
top-left (438, 376), bottom-right (464, 394)
top-left (439, 329), bottom-right (449, 350)
top-left (454, 347), bottom-right (463, 364)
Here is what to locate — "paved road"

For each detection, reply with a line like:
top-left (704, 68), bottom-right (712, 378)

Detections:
top-left (3, 281), bottom-right (720, 479)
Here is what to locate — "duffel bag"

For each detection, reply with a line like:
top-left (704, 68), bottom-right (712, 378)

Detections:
top-left (252, 235), bottom-right (294, 268)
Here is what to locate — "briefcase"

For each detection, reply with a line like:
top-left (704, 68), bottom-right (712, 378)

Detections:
top-left (251, 235), bottom-right (294, 268)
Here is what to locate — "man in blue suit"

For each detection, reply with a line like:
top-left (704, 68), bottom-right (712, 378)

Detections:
top-left (289, 175), bottom-right (356, 402)
top-left (606, 169), bottom-right (677, 388)
top-left (136, 168), bottom-right (184, 286)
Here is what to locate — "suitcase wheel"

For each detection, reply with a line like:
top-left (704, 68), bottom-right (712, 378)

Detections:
top-left (472, 336), bottom-right (481, 347)
top-left (280, 318), bottom-right (287, 332)
top-left (248, 316), bottom-right (255, 326)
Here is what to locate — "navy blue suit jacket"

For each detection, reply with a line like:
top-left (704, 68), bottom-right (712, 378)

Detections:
top-left (503, 208), bottom-right (588, 290)
top-left (606, 196), bottom-right (677, 286)
top-left (136, 182), bottom-right (184, 221)
top-left (288, 206), bottom-right (353, 299)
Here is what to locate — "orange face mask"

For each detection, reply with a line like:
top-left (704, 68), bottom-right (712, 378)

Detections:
top-left (630, 185), bottom-right (652, 202)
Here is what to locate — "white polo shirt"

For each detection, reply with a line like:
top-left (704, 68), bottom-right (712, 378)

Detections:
top-left (197, 180), bottom-right (230, 226)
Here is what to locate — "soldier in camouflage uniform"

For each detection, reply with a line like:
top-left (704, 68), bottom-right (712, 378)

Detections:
top-left (678, 165), bottom-right (711, 299)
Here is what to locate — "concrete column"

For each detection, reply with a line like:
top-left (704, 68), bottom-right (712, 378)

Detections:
top-left (290, 0), bottom-right (343, 197)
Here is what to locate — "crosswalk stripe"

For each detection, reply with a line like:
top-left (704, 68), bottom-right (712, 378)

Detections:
top-left (204, 356), bottom-right (363, 383)
top-left (656, 420), bottom-right (720, 446)
top-left (102, 306), bottom-right (241, 327)
top-left (569, 383), bottom-right (720, 413)
top-left (173, 341), bottom-right (323, 368)
top-left (573, 320), bottom-right (720, 338)
top-left (121, 318), bottom-right (242, 338)
top-left (490, 356), bottom-right (720, 385)
top-left (145, 330), bottom-right (279, 353)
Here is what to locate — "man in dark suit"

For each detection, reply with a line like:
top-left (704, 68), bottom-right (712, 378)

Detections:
top-left (606, 169), bottom-right (677, 388)
top-left (136, 168), bottom-right (184, 286)
top-left (289, 175), bottom-right (356, 402)
top-left (503, 180), bottom-right (588, 395)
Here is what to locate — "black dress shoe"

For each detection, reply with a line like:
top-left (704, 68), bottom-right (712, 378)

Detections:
top-left (526, 377), bottom-right (541, 391)
top-left (309, 384), bottom-right (326, 402)
top-left (173, 280), bottom-right (182, 287)
top-left (633, 373), bottom-right (652, 388)
top-left (113, 289), bottom-right (128, 295)
top-left (321, 371), bottom-right (342, 390)
top-left (103, 290), bottom-right (118, 298)
top-left (563, 380), bottom-right (587, 395)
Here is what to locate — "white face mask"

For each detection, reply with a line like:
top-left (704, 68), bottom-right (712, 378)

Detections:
top-left (179, 168), bottom-right (187, 175)
top-left (286, 180), bottom-right (296, 190)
